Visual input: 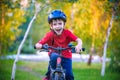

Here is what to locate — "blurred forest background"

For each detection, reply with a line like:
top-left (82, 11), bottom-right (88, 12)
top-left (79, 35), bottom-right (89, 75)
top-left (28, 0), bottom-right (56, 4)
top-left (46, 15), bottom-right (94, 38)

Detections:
top-left (0, 0), bottom-right (120, 73)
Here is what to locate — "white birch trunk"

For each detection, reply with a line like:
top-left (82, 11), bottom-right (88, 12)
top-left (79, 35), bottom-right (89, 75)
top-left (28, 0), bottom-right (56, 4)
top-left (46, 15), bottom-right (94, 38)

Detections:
top-left (101, 13), bottom-right (114, 76)
top-left (11, 2), bottom-right (41, 80)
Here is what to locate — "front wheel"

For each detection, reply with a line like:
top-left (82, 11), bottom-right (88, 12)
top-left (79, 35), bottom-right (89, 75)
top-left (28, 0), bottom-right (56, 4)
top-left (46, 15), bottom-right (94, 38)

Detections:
top-left (52, 72), bottom-right (65, 80)
top-left (50, 72), bottom-right (59, 80)
top-left (54, 73), bottom-right (59, 80)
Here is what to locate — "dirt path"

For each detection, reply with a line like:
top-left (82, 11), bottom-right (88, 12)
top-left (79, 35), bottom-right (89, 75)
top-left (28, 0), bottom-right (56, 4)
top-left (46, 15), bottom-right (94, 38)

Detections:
top-left (17, 66), bottom-right (44, 79)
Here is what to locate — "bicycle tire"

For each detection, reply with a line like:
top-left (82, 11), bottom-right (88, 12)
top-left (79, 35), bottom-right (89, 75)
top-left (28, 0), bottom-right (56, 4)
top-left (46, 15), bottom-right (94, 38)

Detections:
top-left (54, 73), bottom-right (59, 80)
top-left (54, 72), bottom-right (65, 80)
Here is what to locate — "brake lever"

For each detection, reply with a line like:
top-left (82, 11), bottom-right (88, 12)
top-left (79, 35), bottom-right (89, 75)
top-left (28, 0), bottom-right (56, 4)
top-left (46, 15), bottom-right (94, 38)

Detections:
top-left (39, 49), bottom-right (49, 52)
top-left (42, 44), bottom-right (49, 49)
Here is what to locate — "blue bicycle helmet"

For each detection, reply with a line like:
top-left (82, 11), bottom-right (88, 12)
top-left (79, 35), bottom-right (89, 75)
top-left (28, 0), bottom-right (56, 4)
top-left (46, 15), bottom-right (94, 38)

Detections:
top-left (48, 10), bottom-right (67, 24)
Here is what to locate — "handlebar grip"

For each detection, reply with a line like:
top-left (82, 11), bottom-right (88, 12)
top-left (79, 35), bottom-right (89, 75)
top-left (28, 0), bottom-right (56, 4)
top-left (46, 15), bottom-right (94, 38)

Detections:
top-left (71, 48), bottom-right (85, 53)
top-left (82, 48), bottom-right (85, 51)
top-left (34, 45), bottom-right (36, 49)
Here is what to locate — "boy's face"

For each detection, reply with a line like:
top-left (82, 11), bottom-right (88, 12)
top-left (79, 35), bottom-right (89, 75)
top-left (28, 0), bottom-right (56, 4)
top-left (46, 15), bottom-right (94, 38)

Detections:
top-left (50, 19), bottom-right (65, 35)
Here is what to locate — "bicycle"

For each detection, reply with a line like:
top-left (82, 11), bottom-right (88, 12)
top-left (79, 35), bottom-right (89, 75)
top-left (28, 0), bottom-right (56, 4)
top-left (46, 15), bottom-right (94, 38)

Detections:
top-left (35, 44), bottom-right (85, 80)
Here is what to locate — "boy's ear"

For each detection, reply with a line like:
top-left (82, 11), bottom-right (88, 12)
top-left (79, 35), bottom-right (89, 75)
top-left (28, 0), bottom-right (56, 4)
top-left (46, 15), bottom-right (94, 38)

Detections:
top-left (50, 24), bottom-right (53, 29)
top-left (50, 24), bottom-right (52, 28)
top-left (50, 27), bottom-right (53, 29)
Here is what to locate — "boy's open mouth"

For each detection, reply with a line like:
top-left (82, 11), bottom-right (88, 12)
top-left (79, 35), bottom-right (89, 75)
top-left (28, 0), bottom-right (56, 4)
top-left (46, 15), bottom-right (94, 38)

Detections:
top-left (55, 29), bottom-right (62, 32)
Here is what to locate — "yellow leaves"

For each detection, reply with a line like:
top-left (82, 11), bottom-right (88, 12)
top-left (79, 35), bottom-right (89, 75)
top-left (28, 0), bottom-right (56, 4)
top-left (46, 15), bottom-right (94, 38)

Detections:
top-left (0, 2), bottom-right (27, 54)
top-left (10, 35), bottom-right (15, 41)
top-left (59, 0), bottom-right (112, 49)
top-left (14, 9), bottom-right (25, 18)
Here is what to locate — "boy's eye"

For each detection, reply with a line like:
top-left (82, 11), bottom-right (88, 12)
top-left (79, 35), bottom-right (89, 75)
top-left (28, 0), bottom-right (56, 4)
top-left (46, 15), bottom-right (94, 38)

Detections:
top-left (53, 23), bottom-right (57, 26)
top-left (58, 23), bottom-right (62, 25)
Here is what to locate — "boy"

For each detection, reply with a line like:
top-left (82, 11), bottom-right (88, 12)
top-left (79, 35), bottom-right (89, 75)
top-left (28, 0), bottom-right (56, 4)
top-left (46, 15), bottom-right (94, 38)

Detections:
top-left (35, 10), bottom-right (82, 80)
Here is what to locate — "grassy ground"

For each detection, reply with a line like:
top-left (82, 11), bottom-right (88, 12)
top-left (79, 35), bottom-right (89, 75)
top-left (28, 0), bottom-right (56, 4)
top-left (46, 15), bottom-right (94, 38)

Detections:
top-left (0, 59), bottom-right (119, 80)
top-left (73, 62), bottom-right (120, 80)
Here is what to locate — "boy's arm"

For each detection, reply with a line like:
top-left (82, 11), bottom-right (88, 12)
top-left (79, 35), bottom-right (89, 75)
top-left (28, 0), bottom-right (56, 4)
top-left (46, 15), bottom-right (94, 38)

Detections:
top-left (75, 38), bottom-right (82, 53)
top-left (35, 32), bottom-right (52, 49)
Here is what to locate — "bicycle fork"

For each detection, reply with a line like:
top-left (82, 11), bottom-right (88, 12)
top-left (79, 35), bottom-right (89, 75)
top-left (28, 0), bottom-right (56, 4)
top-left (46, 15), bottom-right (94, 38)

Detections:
top-left (50, 56), bottom-right (66, 80)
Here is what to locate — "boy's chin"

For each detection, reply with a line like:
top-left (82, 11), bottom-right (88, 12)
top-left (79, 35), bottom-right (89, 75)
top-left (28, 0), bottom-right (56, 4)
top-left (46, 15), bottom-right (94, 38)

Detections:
top-left (54, 30), bottom-right (63, 35)
top-left (56, 32), bottom-right (62, 35)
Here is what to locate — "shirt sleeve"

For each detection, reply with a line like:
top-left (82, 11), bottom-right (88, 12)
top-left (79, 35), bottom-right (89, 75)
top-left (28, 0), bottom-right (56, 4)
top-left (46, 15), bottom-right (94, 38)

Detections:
top-left (38, 32), bottom-right (52, 45)
top-left (67, 30), bottom-right (77, 42)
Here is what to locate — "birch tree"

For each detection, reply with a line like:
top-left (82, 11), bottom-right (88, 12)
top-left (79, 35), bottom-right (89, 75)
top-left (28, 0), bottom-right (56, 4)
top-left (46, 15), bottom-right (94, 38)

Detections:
top-left (101, 11), bottom-right (114, 77)
top-left (101, 1), bottom-right (119, 76)
top-left (11, 1), bottom-right (41, 80)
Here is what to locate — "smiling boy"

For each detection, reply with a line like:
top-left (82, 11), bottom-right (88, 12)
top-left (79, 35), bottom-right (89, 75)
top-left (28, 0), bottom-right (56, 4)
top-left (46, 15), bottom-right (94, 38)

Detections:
top-left (35, 10), bottom-right (82, 80)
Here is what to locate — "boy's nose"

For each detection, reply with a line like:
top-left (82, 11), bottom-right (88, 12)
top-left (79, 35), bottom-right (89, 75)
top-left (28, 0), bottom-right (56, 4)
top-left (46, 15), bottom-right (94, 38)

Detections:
top-left (56, 24), bottom-right (60, 28)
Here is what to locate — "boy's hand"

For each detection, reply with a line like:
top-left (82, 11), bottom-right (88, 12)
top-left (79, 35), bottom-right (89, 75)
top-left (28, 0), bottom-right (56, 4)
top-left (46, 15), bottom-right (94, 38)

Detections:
top-left (75, 38), bottom-right (82, 53)
top-left (75, 44), bottom-right (82, 53)
top-left (35, 43), bottom-right (42, 49)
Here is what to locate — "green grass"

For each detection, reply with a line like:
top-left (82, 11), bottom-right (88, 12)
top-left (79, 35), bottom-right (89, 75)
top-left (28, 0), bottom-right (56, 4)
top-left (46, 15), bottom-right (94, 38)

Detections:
top-left (73, 62), bottom-right (120, 80)
top-left (0, 59), bottom-right (13, 80)
top-left (0, 59), bottom-right (119, 80)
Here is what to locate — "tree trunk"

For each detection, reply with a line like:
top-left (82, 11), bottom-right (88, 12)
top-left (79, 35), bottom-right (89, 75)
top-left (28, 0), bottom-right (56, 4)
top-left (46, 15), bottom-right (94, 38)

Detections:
top-left (101, 10), bottom-right (114, 77)
top-left (11, 2), bottom-right (41, 80)
top-left (88, 36), bottom-right (96, 65)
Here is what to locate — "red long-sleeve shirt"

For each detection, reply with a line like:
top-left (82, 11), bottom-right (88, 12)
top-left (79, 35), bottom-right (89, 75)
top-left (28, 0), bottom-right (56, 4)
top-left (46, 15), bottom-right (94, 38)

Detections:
top-left (39, 29), bottom-right (77, 58)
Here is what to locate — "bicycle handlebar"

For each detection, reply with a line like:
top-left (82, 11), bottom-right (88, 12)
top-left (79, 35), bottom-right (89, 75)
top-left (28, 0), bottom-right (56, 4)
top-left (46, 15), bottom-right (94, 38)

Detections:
top-left (38, 44), bottom-right (85, 52)
top-left (34, 44), bottom-right (85, 53)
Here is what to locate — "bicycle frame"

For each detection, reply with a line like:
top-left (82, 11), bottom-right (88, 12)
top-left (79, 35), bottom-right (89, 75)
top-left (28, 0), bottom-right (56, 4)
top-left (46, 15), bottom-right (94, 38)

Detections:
top-left (35, 44), bottom-right (85, 80)
top-left (42, 45), bottom-right (72, 80)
